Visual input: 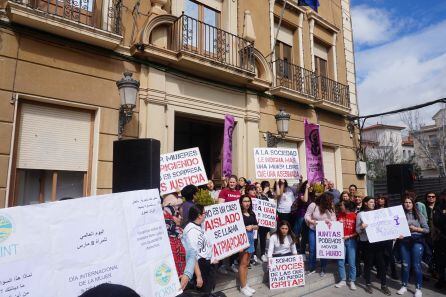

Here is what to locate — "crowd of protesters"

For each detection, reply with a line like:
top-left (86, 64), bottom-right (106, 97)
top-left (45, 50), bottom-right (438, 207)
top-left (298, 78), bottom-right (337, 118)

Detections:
top-left (158, 176), bottom-right (446, 297)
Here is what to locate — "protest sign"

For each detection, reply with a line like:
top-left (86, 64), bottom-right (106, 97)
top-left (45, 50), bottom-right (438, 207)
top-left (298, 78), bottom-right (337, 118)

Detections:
top-left (253, 148), bottom-right (300, 179)
top-left (222, 114), bottom-right (235, 178)
top-left (269, 255), bottom-right (305, 290)
top-left (0, 190), bottom-right (181, 297)
top-left (316, 221), bottom-right (344, 259)
top-left (160, 147), bottom-right (208, 195)
top-left (203, 201), bottom-right (249, 261)
top-left (252, 198), bottom-right (277, 228)
top-left (304, 119), bottom-right (324, 182)
top-left (361, 205), bottom-right (411, 243)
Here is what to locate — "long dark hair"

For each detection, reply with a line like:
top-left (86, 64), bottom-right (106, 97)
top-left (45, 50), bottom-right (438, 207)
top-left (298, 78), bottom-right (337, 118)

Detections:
top-left (239, 195), bottom-right (254, 215)
top-left (403, 195), bottom-right (423, 222)
top-left (375, 193), bottom-right (389, 209)
top-left (274, 220), bottom-right (297, 245)
top-left (273, 179), bottom-right (289, 191)
top-left (260, 180), bottom-right (274, 198)
top-left (360, 196), bottom-right (374, 212)
top-left (317, 192), bottom-right (334, 214)
top-left (299, 180), bottom-right (308, 194)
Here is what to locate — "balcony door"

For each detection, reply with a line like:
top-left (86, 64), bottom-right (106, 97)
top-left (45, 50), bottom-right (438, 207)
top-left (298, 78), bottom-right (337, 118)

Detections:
top-left (314, 42), bottom-right (329, 99)
top-left (183, 0), bottom-right (221, 57)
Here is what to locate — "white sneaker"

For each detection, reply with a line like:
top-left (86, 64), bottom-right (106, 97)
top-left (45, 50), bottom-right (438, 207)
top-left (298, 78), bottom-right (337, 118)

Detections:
top-left (397, 286), bottom-right (407, 295)
top-left (231, 263), bottom-right (239, 273)
top-left (240, 286), bottom-right (253, 296)
top-left (261, 254), bottom-right (268, 262)
top-left (253, 255), bottom-right (260, 264)
top-left (246, 285), bottom-right (256, 293)
top-left (335, 281), bottom-right (346, 288)
top-left (414, 289), bottom-right (422, 297)
top-left (306, 270), bottom-right (316, 276)
top-left (217, 265), bottom-right (228, 275)
top-left (349, 282), bottom-right (357, 290)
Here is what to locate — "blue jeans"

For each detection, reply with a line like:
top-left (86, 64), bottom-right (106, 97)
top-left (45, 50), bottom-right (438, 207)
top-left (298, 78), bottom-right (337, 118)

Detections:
top-left (337, 238), bottom-right (357, 282)
top-left (309, 228), bottom-right (327, 272)
top-left (400, 241), bottom-right (424, 289)
top-left (293, 217), bottom-right (305, 251)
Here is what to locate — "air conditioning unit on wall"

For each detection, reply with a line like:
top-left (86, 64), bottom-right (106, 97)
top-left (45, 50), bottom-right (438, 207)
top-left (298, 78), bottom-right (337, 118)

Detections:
top-left (356, 161), bottom-right (367, 175)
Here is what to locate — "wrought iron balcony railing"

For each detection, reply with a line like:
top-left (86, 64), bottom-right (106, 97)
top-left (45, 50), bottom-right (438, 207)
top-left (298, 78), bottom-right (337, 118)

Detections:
top-left (273, 59), bottom-right (350, 109)
top-left (317, 75), bottom-right (350, 108)
top-left (273, 59), bottom-right (318, 98)
top-left (174, 14), bottom-right (255, 73)
top-left (10, 0), bottom-right (122, 35)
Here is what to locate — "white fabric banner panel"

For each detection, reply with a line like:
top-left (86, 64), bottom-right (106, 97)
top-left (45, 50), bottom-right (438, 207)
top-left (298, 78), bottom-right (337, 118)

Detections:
top-left (0, 190), bottom-right (181, 297)
top-left (269, 255), bottom-right (305, 290)
top-left (253, 148), bottom-right (300, 179)
top-left (160, 147), bottom-right (208, 195)
top-left (203, 201), bottom-right (249, 261)
top-left (252, 198), bottom-right (277, 228)
top-left (316, 221), bottom-right (344, 259)
top-left (361, 206), bottom-right (411, 243)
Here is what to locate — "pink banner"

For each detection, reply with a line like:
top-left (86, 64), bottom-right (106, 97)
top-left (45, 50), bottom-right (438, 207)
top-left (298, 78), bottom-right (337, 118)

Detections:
top-left (304, 119), bottom-right (324, 182)
top-left (222, 114), bottom-right (235, 178)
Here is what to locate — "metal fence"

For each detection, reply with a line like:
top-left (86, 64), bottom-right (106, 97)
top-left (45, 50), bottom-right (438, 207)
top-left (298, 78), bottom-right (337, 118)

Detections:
top-left (272, 59), bottom-right (350, 108)
top-left (371, 177), bottom-right (446, 206)
top-left (273, 59), bottom-right (317, 98)
top-left (175, 14), bottom-right (255, 72)
top-left (12, 0), bottom-right (122, 35)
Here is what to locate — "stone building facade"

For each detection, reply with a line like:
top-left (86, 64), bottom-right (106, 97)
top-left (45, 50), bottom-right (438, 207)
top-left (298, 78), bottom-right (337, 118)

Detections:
top-left (0, 0), bottom-right (364, 207)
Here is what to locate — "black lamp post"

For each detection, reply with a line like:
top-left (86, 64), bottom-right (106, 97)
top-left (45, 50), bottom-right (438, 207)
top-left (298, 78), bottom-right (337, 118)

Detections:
top-left (265, 108), bottom-right (290, 147)
top-left (116, 71), bottom-right (140, 139)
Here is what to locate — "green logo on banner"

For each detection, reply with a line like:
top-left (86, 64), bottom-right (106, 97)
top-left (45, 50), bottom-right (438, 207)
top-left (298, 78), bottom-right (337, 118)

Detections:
top-left (155, 263), bottom-right (172, 287)
top-left (0, 215), bottom-right (13, 243)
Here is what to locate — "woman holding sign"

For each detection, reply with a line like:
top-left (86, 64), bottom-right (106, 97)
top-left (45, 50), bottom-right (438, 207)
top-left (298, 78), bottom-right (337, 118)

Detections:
top-left (335, 200), bottom-right (357, 290)
top-left (275, 179), bottom-right (297, 224)
top-left (304, 192), bottom-right (336, 276)
top-left (267, 220), bottom-right (298, 258)
top-left (356, 196), bottom-right (391, 296)
top-left (239, 195), bottom-right (259, 297)
top-left (396, 196), bottom-right (430, 297)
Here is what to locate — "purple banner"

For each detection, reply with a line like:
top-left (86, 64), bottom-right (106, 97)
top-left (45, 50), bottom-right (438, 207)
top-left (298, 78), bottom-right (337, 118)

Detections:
top-left (304, 119), bottom-right (324, 183)
top-left (222, 114), bottom-right (235, 178)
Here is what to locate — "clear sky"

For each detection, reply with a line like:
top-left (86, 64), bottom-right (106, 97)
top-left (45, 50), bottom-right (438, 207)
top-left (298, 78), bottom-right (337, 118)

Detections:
top-left (351, 0), bottom-right (446, 125)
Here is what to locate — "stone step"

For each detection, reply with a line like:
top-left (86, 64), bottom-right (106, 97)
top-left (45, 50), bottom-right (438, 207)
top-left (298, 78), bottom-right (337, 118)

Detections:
top-left (215, 262), bottom-right (338, 297)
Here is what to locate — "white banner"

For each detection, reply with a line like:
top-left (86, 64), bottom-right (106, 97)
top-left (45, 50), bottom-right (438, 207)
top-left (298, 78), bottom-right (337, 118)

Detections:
top-left (316, 221), bottom-right (344, 259)
top-left (254, 148), bottom-right (300, 179)
top-left (269, 255), bottom-right (305, 290)
top-left (203, 202), bottom-right (249, 261)
top-left (0, 190), bottom-right (181, 297)
top-left (362, 205), bottom-right (411, 243)
top-left (160, 147), bottom-right (208, 195)
top-left (252, 198), bottom-right (277, 228)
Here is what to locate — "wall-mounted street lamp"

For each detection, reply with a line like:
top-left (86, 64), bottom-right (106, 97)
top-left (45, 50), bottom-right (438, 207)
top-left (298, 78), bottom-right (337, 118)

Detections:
top-left (116, 71), bottom-right (140, 139)
top-left (264, 108), bottom-right (290, 147)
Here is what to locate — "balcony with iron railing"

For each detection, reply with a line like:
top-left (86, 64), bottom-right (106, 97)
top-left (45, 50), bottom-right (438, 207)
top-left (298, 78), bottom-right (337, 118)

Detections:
top-left (6, 0), bottom-right (123, 48)
top-left (271, 59), bottom-right (351, 114)
top-left (174, 14), bottom-right (255, 73)
top-left (135, 13), bottom-right (256, 85)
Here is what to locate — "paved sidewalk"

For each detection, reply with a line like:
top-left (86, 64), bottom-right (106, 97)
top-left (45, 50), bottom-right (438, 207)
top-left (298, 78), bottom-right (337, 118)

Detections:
top-left (304, 276), bottom-right (445, 297)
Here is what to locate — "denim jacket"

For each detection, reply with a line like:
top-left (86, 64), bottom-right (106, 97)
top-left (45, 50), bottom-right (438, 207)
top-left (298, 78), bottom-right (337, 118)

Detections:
top-left (181, 236), bottom-right (197, 279)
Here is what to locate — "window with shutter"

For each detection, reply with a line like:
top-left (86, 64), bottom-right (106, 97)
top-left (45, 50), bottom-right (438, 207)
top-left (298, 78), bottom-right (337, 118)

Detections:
top-left (11, 102), bottom-right (93, 206)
